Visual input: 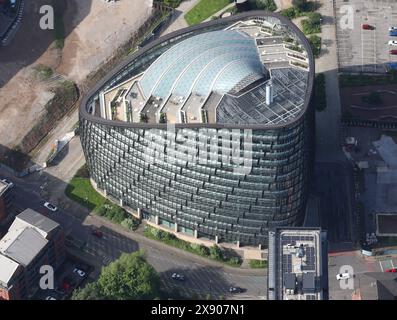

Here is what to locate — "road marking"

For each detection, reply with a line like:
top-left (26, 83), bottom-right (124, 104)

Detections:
top-left (379, 261), bottom-right (384, 272)
top-left (361, 16), bottom-right (364, 72)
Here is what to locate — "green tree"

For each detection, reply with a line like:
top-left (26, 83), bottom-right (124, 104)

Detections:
top-left (254, 0), bottom-right (277, 11)
top-left (98, 251), bottom-right (160, 300)
top-left (72, 251), bottom-right (160, 300)
top-left (308, 35), bottom-right (322, 58)
top-left (71, 282), bottom-right (103, 300)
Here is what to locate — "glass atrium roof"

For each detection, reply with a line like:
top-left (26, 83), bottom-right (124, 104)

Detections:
top-left (139, 30), bottom-right (265, 99)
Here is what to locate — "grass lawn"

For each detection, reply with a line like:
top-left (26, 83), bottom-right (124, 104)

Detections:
top-left (185, 0), bottom-right (232, 26)
top-left (65, 177), bottom-right (106, 212)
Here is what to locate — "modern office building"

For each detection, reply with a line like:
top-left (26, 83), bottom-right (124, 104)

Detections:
top-left (267, 227), bottom-right (328, 300)
top-left (80, 11), bottom-right (315, 249)
top-left (0, 209), bottom-right (65, 300)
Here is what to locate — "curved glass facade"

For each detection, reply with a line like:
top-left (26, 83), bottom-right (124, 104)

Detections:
top-left (79, 12), bottom-right (315, 247)
top-left (139, 30), bottom-right (263, 98)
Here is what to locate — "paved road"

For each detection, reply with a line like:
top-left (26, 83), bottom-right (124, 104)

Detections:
top-left (0, 165), bottom-right (267, 299)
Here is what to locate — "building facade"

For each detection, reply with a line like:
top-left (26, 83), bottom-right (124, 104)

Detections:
top-left (0, 180), bottom-right (12, 225)
top-left (80, 11), bottom-right (315, 248)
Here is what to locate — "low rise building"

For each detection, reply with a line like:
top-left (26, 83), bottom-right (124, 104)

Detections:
top-left (267, 227), bottom-right (328, 300)
top-left (0, 209), bottom-right (65, 300)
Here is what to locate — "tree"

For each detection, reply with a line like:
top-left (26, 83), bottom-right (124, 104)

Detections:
top-left (72, 251), bottom-right (160, 300)
top-left (98, 251), bottom-right (160, 300)
top-left (255, 0), bottom-right (277, 12)
top-left (71, 282), bottom-right (103, 300)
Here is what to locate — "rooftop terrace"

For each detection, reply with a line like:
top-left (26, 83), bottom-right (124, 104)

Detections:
top-left (92, 15), bottom-right (311, 127)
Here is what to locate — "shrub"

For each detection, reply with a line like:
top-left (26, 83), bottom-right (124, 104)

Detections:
top-left (301, 12), bottom-right (322, 35)
top-left (249, 259), bottom-right (268, 268)
top-left (254, 0), bottom-right (277, 12)
top-left (280, 7), bottom-right (301, 19)
top-left (308, 35), bottom-right (322, 58)
top-left (33, 64), bottom-right (54, 80)
top-left (121, 218), bottom-right (139, 231)
top-left (209, 245), bottom-right (222, 260)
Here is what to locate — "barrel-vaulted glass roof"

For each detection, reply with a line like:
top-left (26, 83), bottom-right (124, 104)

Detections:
top-left (139, 30), bottom-right (264, 99)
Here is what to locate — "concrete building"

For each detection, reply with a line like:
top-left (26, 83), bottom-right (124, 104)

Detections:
top-left (0, 209), bottom-right (65, 300)
top-left (80, 11), bottom-right (315, 252)
top-left (267, 227), bottom-right (328, 300)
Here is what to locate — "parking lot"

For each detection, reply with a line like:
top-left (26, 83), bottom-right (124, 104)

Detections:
top-left (335, 0), bottom-right (397, 73)
top-left (33, 258), bottom-right (93, 300)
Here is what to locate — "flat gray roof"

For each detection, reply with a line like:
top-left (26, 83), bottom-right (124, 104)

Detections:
top-left (16, 208), bottom-right (60, 234)
top-left (0, 228), bottom-right (48, 267)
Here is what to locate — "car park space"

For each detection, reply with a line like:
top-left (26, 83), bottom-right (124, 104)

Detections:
top-left (335, 0), bottom-right (397, 73)
top-left (33, 258), bottom-right (93, 300)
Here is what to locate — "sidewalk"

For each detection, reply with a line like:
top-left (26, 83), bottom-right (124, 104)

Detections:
top-left (315, 0), bottom-right (346, 163)
top-left (85, 212), bottom-right (266, 276)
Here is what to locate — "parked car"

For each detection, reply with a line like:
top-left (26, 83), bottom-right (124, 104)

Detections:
top-left (362, 24), bottom-right (374, 30)
top-left (387, 62), bottom-right (397, 70)
top-left (229, 286), bottom-right (244, 294)
top-left (336, 273), bottom-right (350, 280)
top-left (385, 268), bottom-right (397, 273)
top-left (43, 202), bottom-right (57, 212)
top-left (171, 273), bottom-right (185, 281)
top-left (73, 268), bottom-right (86, 278)
top-left (388, 40), bottom-right (397, 46)
top-left (390, 50), bottom-right (397, 55)
top-left (1, 178), bottom-right (14, 189)
top-left (390, 26), bottom-right (397, 31)
top-left (91, 229), bottom-right (103, 238)
top-left (389, 30), bottom-right (397, 36)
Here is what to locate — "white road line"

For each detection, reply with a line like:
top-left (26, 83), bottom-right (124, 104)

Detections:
top-left (379, 261), bottom-right (384, 272)
top-left (361, 18), bottom-right (364, 72)
top-left (392, 260), bottom-right (395, 268)
top-left (374, 23), bottom-right (377, 73)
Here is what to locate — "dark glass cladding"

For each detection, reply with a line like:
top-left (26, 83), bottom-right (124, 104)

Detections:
top-left (79, 11), bottom-right (315, 247)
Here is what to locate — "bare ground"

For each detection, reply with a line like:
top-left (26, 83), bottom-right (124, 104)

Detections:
top-left (0, 0), bottom-right (152, 150)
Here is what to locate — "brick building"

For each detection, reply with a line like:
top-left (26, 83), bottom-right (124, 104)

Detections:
top-left (0, 209), bottom-right (65, 300)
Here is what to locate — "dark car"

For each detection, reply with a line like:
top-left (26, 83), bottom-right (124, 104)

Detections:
top-left (171, 273), bottom-right (185, 281)
top-left (390, 49), bottom-right (397, 55)
top-left (362, 24), bottom-right (374, 30)
top-left (229, 286), bottom-right (244, 294)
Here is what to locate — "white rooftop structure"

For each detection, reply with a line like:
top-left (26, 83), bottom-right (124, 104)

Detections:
top-left (0, 254), bottom-right (20, 287)
top-left (0, 227), bottom-right (48, 267)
